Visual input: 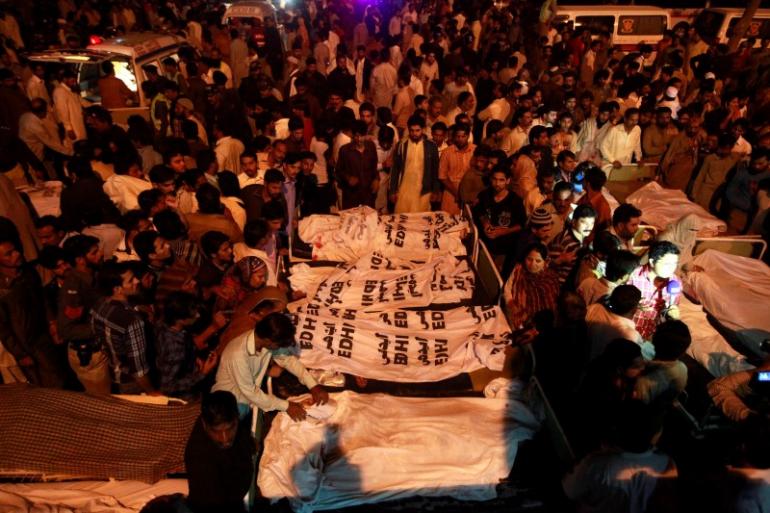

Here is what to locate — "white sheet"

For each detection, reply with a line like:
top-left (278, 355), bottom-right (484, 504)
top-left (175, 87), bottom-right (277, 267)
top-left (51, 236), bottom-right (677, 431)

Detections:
top-left (679, 296), bottom-right (754, 377)
top-left (0, 479), bottom-right (188, 513)
top-left (291, 304), bottom-right (510, 382)
top-left (295, 253), bottom-right (474, 311)
top-left (258, 391), bottom-right (539, 513)
top-left (298, 207), bottom-right (468, 262)
top-left (626, 182), bottom-right (726, 235)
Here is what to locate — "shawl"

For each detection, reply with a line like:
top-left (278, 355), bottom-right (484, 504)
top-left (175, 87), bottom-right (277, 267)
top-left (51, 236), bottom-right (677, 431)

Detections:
top-left (503, 263), bottom-right (561, 329)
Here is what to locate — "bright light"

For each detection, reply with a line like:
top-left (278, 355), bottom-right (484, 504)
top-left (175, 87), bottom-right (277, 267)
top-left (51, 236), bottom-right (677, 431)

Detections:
top-left (89, 35), bottom-right (103, 45)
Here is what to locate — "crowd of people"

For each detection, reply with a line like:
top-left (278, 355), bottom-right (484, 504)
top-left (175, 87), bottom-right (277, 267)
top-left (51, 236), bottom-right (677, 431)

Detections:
top-left (0, 0), bottom-right (769, 511)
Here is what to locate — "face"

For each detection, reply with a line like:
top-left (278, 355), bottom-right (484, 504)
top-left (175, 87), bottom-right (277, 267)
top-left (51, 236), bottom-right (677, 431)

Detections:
top-left (215, 241), bottom-right (233, 263)
top-left (52, 259), bottom-right (70, 278)
top-left (574, 215), bottom-right (595, 239)
top-left (168, 155), bottom-right (186, 174)
top-left (454, 130), bottom-right (469, 149)
top-left (540, 175), bottom-right (555, 193)
top-left (624, 113), bottom-right (639, 130)
top-left (617, 216), bottom-right (641, 239)
top-left (408, 125), bottom-right (423, 142)
top-left (429, 100), bottom-right (442, 117)
top-left (559, 117), bottom-right (573, 131)
top-left (652, 253), bottom-right (679, 279)
top-left (37, 225), bottom-right (62, 247)
top-left (328, 94), bottom-right (343, 109)
top-left (271, 144), bottom-right (287, 164)
top-left (524, 249), bottom-right (546, 274)
top-left (283, 161), bottom-right (301, 180)
top-left (290, 128), bottom-right (304, 142)
top-left (432, 129), bottom-right (446, 147)
top-left (151, 237), bottom-right (172, 262)
top-left (536, 131), bottom-right (550, 147)
top-left (0, 241), bottom-right (21, 269)
top-left (266, 181), bottom-right (282, 199)
top-left (241, 156), bottom-right (258, 177)
top-left (553, 190), bottom-right (572, 215)
top-left (203, 419), bottom-right (238, 449)
top-left (352, 132), bottom-right (364, 146)
top-left (598, 110), bottom-right (611, 123)
top-left (490, 172), bottom-right (508, 192)
top-left (249, 267), bottom-right (267, 289)
top-left (85, 244), bottom-right (104, 267)
top-left (560, 156), bottom-right (577, 173)
top-left (301, 157), bottom-right (315, 174)
top-left (519, 111), bottom-right (533, 128)
top-left (119, 269), bottom-right (140, 297)
top-left (360, 110), bottom-right (375, 126)
top-left (532, 223), bottom-right (552, 241)
top-left (266, 219), bottom-right (283, 232)
top-left (566, 98), bottom-right (577, 111)
top-left (751, 156), bottom-right (769, 174)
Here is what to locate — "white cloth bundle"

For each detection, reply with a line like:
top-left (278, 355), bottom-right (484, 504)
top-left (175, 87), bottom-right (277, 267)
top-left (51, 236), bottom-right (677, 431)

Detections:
top-left (626, 182), bottom-right (726, 234)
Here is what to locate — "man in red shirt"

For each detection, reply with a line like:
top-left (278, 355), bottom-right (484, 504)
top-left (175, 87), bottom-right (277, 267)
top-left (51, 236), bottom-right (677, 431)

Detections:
top-left (627, 241), bottom-right (681, 340)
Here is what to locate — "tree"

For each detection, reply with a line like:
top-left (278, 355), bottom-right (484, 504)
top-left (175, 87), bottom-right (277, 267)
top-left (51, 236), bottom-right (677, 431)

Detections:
top-left (727, 0), bottom-right (762, 52)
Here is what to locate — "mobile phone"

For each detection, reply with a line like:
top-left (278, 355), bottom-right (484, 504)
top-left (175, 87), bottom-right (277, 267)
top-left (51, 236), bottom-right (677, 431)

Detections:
top-left (758, 371), bottom-right (770, 382)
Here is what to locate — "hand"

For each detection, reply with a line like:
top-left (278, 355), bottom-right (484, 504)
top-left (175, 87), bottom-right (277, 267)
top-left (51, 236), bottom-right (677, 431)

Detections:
top-left (666, 305), bottom-right (680, 320)
top-left (310, 385), bottom-right (329, 405)
top-left (347, 175), bottom-right (360, 187)
top-left (286, 401), bottom-right (307, 421)
top-left (212, 311), bottom-right (229, 329)
top-left (181, 278), bottom-right (197, 293)
top-left (18, 356), bottom-right (34, 367)
top-left (66, 130), bottom-right (76, 140)
top-left (198, 352), bottom-right (218, 374)
top-left (612, 160), bottom-right (623, 169)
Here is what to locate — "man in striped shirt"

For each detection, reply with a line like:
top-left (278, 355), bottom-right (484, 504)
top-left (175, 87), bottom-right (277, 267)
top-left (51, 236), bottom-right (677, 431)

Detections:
top-left (548, 204), bottom-right (597, 285)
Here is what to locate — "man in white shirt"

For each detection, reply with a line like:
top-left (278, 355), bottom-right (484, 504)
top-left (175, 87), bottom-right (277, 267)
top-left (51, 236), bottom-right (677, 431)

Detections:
top-left (585, 284), bottom-right (650, 361)
top-left (501, 108), bottom-right (533, 156)
top-left (238, 151), bottom-right (262, 188)
top-left (370, 49), bottom-right (398, 109)
top-left (26, 64), bottom-right (50, 103)
top-left (418, 51), bottom-right (439, 93)
top-left (600, 107), bottom-right (642, 175)
top-left (213, 313), bottom-right (328, 420)
top-left (478, 83), bottom-right (511, 138)
top-left (53, 69), bottom-right (88, 142)
top-left (19, 99), bottom-right (72, 161)
top-left (214, 125), bottom-right (245, 174)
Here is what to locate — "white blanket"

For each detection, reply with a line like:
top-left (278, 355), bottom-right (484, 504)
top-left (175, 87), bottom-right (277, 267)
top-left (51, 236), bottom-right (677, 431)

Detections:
top-left (679, 296), bottom-right (753, 377)
top-left (626, 182), bottom-right (726, 235)
top-left (298, 207), bottom-right (468, 262)
top-left (0, 479), bottom-right (188, 513)
top-left (291, 304), bottom-right (510, 382)
top-left (292, 252), bottom-right (474, 310)
top-left (258, 391), bottom-right (539, 513)
top-left (684, 250), bottom-right (770, 356)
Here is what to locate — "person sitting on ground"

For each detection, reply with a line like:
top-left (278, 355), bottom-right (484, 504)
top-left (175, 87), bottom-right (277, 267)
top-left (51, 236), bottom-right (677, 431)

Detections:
top-left (573, 230), bottom-right (621, 289)
top-left (213, 312), bottom-right (329, 420)
top-left (184, 391), bottom-right (255, 513)
top-left (635, 320), bottom-right (691, 405)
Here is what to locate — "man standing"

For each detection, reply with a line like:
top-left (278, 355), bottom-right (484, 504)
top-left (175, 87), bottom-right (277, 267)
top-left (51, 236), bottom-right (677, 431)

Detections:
top-left (370, 48), bottom-right (397, 109)
top-left (214, 312), bottom-right (328, 419)
top-left (389, 115), bottom-right (440, 213)
top-left (439, 123), bottom-right (475, 214)
top-left (600, 107), bottom-right (642, 175)
top-left (53, 69), bottom-right (88, 142)
top-left (185, 391), bottom-right (255, 513)
top-left (229, 29), bottom-right (249, 88)
top-left (336, 120), bottom-right (379, 209)
top-left (642, 107), bottom-right (678, 163)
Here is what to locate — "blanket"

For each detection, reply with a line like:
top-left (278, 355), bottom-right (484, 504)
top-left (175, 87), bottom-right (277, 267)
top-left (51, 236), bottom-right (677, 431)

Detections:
top-left (626, 182), bottom-right (726, 235)
top-left (291, 303), bottom-right (510, 382)
top-left (258, 391), bottom-right (539, 512)
top-left (298, 207), bottom-right (468, 262)
top-left (0, 385), bottom-right (199, 483)
top-left (684, 250), bottom-right (770, 357)
top-left (290, 252), bottom-right (474, 310)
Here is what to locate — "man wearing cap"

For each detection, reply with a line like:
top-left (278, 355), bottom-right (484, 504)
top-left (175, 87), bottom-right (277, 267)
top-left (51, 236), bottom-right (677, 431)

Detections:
top-left (657, 86), bottom-right (681, 120)
top-left (175, 97), bottom-right (208, 145)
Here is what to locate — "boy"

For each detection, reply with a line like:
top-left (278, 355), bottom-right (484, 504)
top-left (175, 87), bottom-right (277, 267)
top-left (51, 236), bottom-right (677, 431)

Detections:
top-left (472, 167), bottom-right (526, 264)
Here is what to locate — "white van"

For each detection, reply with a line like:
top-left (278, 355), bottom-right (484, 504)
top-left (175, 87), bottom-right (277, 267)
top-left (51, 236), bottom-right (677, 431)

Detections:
top-left (554, 6), bottom-right (670, 52)
top-left (27, 33), bottom-right (187, 123)
top-left (693, 8), bottom-right (770, 46)
top-left (222, 0), bottom-right (287, 52)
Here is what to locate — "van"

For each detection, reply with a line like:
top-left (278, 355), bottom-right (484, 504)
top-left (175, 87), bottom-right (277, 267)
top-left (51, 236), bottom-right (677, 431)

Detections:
top-left (693, 8), bottom-right (770, 46)
top-left (554, 6), bottom-right (670, 52)
top-left (27, 32), bottom-right (187, 124)
top-left (222, 0), bottom-right (287, 52)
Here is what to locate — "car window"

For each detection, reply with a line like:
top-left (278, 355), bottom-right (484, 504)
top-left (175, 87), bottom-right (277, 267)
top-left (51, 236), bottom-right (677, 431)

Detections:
top-left (617, 15), bottom-right (666, 36)
top-left (79, 57), bottom-right (135, 103)
top-left (727, 17), bottom-right (770, 39)
top-left (575, 16), bottom-right (615, 36)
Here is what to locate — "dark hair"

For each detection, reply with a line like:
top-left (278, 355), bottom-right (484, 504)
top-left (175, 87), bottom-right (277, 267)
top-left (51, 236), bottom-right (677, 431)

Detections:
top-left (38, 245), bottom-right (67, 270)
top-left (149, 165), bottom-right (176, 185)
top-left (217, 171), bottom-right (240, 197)
top-left (34, 215), bottom-right (61, 231)
top-left (648, 240), bottom-right (680, 263)
top-left (524, 242), bottom-right (548, 261)
top-left (651, 320), bottom-right (691, 361)
top-left (254, 312), bottom-right (296, 347)
top-left (119, 210), bottom-right (149, 234)
top-left (572, 204), bottom-right (597, 222)
top-left (605, 250), bottom-right (641, 282)
top-left (138, 189), bottom-right (165, 216)
top-left (262, 201), bottom-right (285, 221)
top-left (201, 391), bottom-right (239, 426)
top-left (133, 231), bottom-right (161, 262)
top-left (529, 125), bottom-right (548, 144)
top-left (613, 203), bottom-right (643, 226)
top-left (96, 261), bottom-right (133, 296)
top-left (554, 181), bottom-right (573, 196)
top-left (153, 209), bottom-right (187, 240)
top-left (264, 168), bottom-right (285, 185)
top-left (557, 150), bottom-right (575, 164)
top-left (201, 230), bottom-right (230, 259)
top-left (593, 230), bottom-right (621, 256)
top-left (196, 183), bottom-right (223, 214)
top-left (352, 119), bottom-right (368, 135)
top-left (163, 291), bottom-right (198, 326)
top-left (244, 219), bottom-right (269, 247)
top-left (608, 284), bottom-right (642, 316)
top-left (61, 234), bottom-right (100, 266)
top-left (584, 164), bottom-right (607, 191)
top-left (407, 114), bottom-right (425, 128)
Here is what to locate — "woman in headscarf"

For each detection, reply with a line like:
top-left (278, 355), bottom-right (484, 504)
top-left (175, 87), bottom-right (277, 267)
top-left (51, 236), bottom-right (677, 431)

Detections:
top-left (215, 256), bottom-right (268, 313)
top-left (503, 242), bottom-right (561, 329)
top-left (218, 286), bottom-right (288, 352)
